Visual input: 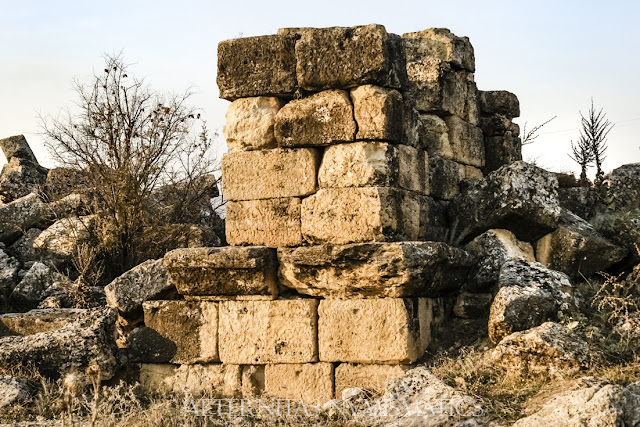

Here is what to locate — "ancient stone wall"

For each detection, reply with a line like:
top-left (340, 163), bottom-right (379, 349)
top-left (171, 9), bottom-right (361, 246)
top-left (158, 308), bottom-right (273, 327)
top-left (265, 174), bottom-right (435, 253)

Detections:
top-left (133, 24), bottom-right (522, 402)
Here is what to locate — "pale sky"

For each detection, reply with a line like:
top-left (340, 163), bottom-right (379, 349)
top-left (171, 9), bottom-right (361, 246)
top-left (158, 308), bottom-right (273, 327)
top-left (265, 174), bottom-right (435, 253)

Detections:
top-left (1, 0), bottom-right (639, 178)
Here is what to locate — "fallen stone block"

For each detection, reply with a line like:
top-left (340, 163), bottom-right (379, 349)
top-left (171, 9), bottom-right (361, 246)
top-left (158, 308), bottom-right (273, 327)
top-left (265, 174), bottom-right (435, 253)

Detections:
top-left (448, 161), bottom-right (561, 243)
top-left (10, 262), bottom-right (68, 310)
top-left (142, 300), bottom-right (218, 364)
top-left (222, 148), bottom-right (319, 201)
top-left (0, 157), bottom-right (48, 204)
top-left (0, 134), bottom-right (39, 164)
top-left (444, 115), bottom-right (485, 168)
top-left (318, 298), bottom-right (431, 363)
top-left (335, 363), bottom-right (412, 398)
top-left (0, 308), bottom-right (84, 337)
top-left (428, 156), bottom-right (464, 200)
top-left (225, 198), bottom-right (302, 248)
top-left (278, 242), bottom-right (473, 298)
top-left (139, 363), bottom-right (242, 397)
top-left (0, 249), bottom-right (19, 298)
top-left (7, 228), bottom-right (41, 265)
top-left (264, 363), bottom-right (334, 403)
top-left (163, 246), bottom-right (278, 300)
top-left (483, 132), bottom-right (522, 174)
top-left (402, 28), bottom-right (475, 72)
top-left (351, 85), bottom-right (404, 142)
top-left (478, 90), bottom-right (520, 119)
top-left (33, 215), bottom-right (96, 265)
top-left (318, 142), bottom-right (429, 194)
top-left (218, 299), bottom-right (318, 364)
top-left (295, 24), bottom-right (405, 91)
top-left (0, 193), bottom-right (47, 244)
top-left (301, 187), bottom-right (420, 244)
top-left (274, 89), bottom-right (356, 147)
top-left (607, 163), bottom-right (640, 212)
top-left (217, 34), bottom-right (297, 100)
top-left (223, 97), bottom-right (282, 152)
top-left (536, 209), bottom-right (628, 278)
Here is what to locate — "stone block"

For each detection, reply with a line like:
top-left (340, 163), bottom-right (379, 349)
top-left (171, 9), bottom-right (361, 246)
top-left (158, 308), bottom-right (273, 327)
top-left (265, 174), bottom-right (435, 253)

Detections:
top-left (218, 300), bottom-right (318, 364)
top-left (318, 142), bottom-right (428, 194)
top-left (419, 114), bottom-right (452, 159)
top-left (295, 24), bottom-right (405, 91)
top-left (484, 132), bottom-right (522, 174)
top-left (0, 308), bottom-right (84, 337)
top-left (163, 246), bottom-right (278, 300)
top-left (351, 85), bottom-right (403, 142)
top-left (142, 301), bottom-right (218, 364)
top-left (222, 148), bottom-right (319, 201)
top-left (463, 165), bottom-right (484, 181)
top-left (139, 364), bottom-right (242, 397)
top-left (264, 363), bottom-right (333, 403)
top-left (444, 115), bottom-right (485, 168)
top-left (217, 34), bottom-right (297, 100)
top-left (318, 298), bottom-right (432, 363)
top-left (335, 364), bottom-right (412, 397)
top-left (225, 198), bottom-right (302, 248)
top-left (301, 187), bottom-right (420, 244)
top-left (428, 156), bottom-right (464, 200)
top-left (223, 97), bottom-right (282, 152)
top-left (0, 193), bottom-right (47, 244)
top-left (274, 90), bottom-right (356, 147)
top-left (278, 242), bottom-right (473, 298)
top-left (478, 90), bottom-right (520, 119)
top-left (402, 28), bottom-right (475, 72)
top-left (417, 195), bottom-right (450, 242)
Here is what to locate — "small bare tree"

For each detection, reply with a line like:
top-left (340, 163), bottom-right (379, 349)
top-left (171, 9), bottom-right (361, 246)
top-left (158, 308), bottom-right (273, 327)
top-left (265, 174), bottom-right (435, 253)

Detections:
top-left (569, 137), bottom-right (595, 185)
top-left (579, 98), bottom-right (613, 185)
top-left (41, 54), bottom-right (220, 277)
top-left (521, 116), bottom-right (557, 146)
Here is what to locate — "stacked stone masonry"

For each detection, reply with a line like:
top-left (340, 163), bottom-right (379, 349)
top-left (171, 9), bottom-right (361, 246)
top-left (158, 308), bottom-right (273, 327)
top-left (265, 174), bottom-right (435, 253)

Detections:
top-left (137, 24), bottom-right (522, 404)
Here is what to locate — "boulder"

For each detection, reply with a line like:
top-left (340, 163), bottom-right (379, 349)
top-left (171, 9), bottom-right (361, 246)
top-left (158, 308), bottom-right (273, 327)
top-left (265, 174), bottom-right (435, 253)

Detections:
top-left (448, 161), bottom-right (561, 243)
top-left (33, 215), bottom-right (96, 266)
top-left (7, 228), bottom-right (42, 264)
top-left (0, 249), bottom-right (19, 295)
top-left (536, 209), bottom-right (628, 278)
top-left (0, 307), bottom-right (117, 379)
top-left (217, 34), bottom-right (297, 100)
top-left (488, 261), bottom-right (576, 344)
top-left (294, 24), bottom-right (405, 91)
top-left (0, 135), bottom-right (48, 203)
top-left (464, 229), bottom-right (536, 292)
top-left (10, 262), bottom-right (67, 310)
top-left (351, 84), bottom-right (404, 143)
top-left (489, 322), bottom-right (592, 377)
top-left (607, 163), bottom-right (640, 212)
top-left (514, 377), bottom-right (640, 427)
top-left (274, 89), bottom-right (356, 147)
top-left (603, 216), bottom-right (640, 266)
top-left (0, 376), bottom-right (30, 408)
top-left (558, 186), bottom-right (602, 221)
top-left (478, 90), bottom-right (520, 119)
top-left (278, 242), bottom-right (473, 298)
top-left (0, 193), bottom-right (47, 244)
top-left (223, 96), bottom-right (282, 152)
top-left (104, 259), bottom-right (177, 321)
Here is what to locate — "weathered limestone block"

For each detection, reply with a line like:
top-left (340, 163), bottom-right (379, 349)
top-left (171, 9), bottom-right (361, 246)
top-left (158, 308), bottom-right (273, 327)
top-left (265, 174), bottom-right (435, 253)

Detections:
top-left (278, 242), bottom-right (473, 298)
top-left (7, 228), bottom-right (41, 265)
top-left (0, 308), bottom-right (84, 337)
top-left (607, 163), bottom-right (640, 212)
top-left (0, 134), bottom-right (39, 164)
top-left (488, 260), bottom-right (577, 344)
top-left (603, 216), bottom-right (640, 266)
top-left (274, 90), bottom-right (356, 147)
top-left (163, 246), bottom-right (277, 300)
top-left (335, 364), bottom-right (412, 398)
top-left (223, 97), bottom-right (282, 152)
top-left (463, 165), bottom-right (483, 180)
top-left (301, 187), bottom-right (420, 244)
top-left (222, 148), bottom-right (319, 201)
top-left (484, 132), bottom-right (522, 174)
top-left (448, 161), bottom-right (561, 243)
top-left (218, 300), bottom-right (318, 364)
top-left (419, 114), bottom-right (452, 159)
top-left (295, 24), bottom-right (405, 91)
top-left (217, 34), bottom-right (297, 100)
top-left (444, 115), bottom-right (485, 167)
top-left (105, 259), bottom-right (176, 321)
top-left (0, 193), bottom-right (47, 244)
top-left (479, 114), bottom-right (515, 137)
top-left (402, 28), bottom-right (475, 72)
top-left (225, 198), bottom-right (302, 248)
top-left (33, 215), bottom-right (96, 264)
top-left (318, 142), bottom-right (429, 194)
top-left (464, 229), bottom-right (536, 292)
top-left (241, 365), bottom-right (265, 397)
top-left (0, 249), bottom-right (19, 297)
top-left (139, 364), bottom-right (242, 397)
top-left (428, 156), bottom-right (464, 200)
top-left (10, 262), bottom-right (67, 310)
top-left (536, 209), bottom-right (627, 278)
top-left (142, 300), bottom-right (218, 364)
top-left (264, 363), bottom-right (334, 403)
top-left (318, 298), bottom-right (431, 363)
top-left (478, 90), bottom-right (520, 119)
top-left (464, 74), bottom-right (480, 125)
top-left (453, 292), bottom-right (493, 318)
top-left (351, 85), bottom-right (403, 142)
top-left (489, 322), bottom-right (592, 377)
top-left (0, 157), bottom-right (48, 204)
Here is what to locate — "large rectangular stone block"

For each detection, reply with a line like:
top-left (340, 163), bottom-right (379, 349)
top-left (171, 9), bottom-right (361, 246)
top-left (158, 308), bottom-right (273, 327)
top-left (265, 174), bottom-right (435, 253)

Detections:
top-left (218, 300), bottom-right (318, 364)
top-left (402, 28), bottom-right (475, 72)
top-left (335, 364), bottom-right (412, 398)
top-left (351, 85), bottom-right (404, 143)
top-left (217, 34), bottom-right (297, 100)
top-left (223, 97), bottom-right (282, 152)
top-left (444, 115), bottom-right (485, 168)
top-left (428, 155), bottom-right (464, 200)
top-left (301, 187), bottom-right (420, 244)
top-left (163, 247), bottom-right (278, 300)
top-left (278, 242), bottom-right (473, 298)
top-left (295, 24), bottom-right (405, 91)
top-left (222, 148), bottom-right (319, 201)
top-left (264, 363), bottom-right (333, 403)
top-left (142, 301), bottom-right (218, 364)
top-left (319, 298), bottom-right (432, 363)
top-left (225, 198), bottom-right (302, 248)
top-left (318, 142), bottom-right (428, 195)
top-left (139, 364), bottom-right (242, 397)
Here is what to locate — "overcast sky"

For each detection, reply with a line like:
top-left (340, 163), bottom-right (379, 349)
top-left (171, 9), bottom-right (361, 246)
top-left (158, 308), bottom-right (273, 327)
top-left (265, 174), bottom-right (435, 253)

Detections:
top-left (1, 0), bottom-right (639, 178)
